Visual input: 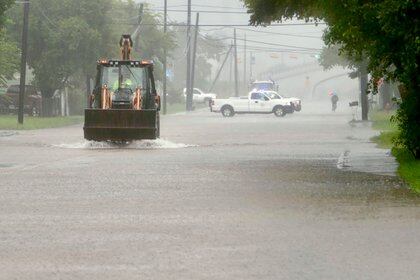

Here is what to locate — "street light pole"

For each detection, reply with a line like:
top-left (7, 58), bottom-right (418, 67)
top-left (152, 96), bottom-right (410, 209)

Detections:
top-left (250, 52), bottom-right (253, 81)
top-left (162, 0), bottom-right (167, 115)
top-left (190, 13), bottom-right (199, 102)
top-left (18, 0), bottom-right (30, 124)
top-left (233, 28), bottom-right (239, 97)
top-left (243, 34), bottom-right (247, 89)
top-left (185, 0), bottom-right (193, 111)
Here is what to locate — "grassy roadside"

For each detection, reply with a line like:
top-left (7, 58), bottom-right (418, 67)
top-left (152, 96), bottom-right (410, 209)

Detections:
top-left (0, 115), bottom-right (83, 130)
top-left (0, 102), bottom-right (207, 130)
top-left (166, 102), bottom-right (209, 114)
top-left (166, 103), bottom-right (186, 114)
top-left (370, 111), bottom-right (420, 193)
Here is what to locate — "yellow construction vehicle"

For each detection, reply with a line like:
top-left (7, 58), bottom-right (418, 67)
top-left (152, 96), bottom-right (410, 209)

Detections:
top-left (84, 35), bottom-right (160, 142)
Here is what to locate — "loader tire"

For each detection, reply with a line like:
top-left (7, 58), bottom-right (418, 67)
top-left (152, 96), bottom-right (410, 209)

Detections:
top-left (156, 112), bottom-right (160, 138)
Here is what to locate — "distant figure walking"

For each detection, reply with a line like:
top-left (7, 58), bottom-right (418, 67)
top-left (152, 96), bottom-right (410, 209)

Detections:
top-left (331, 93), bottom-right (339, 112)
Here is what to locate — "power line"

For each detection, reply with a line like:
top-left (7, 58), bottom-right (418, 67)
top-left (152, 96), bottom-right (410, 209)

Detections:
top-left (239, 46), bottom-right (319, 54)
top-left (155, 4), bottom-right (247, 11)
top-left (208, 36), bottom-right (322, 51)
top-left (114, 22), bottom-right (326, 27)
top-left (145, 8), bottom-right (248, 14)
top-left (233, 27), bottom-right (323, 39)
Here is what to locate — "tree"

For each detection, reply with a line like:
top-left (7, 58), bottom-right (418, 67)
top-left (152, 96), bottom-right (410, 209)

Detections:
top-left (110, 1), bottom-right (176, 82)
top-left (169, 25), bottom-right (226, 92)
top-left (0, 31), bottom-right (19, 86)
top-left (244, 0), bottom-right (420, 158)
top-left (6, 0), bottom-right (114, 115)
top-left (5, 0), bottom-right (176, 115)
top-left (0, 0), bottom-right (14, 25)
top-left (0, 0), bottom-right (18, 86)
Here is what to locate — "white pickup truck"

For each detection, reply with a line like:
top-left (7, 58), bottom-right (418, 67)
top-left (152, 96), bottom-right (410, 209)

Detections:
top-left (183, 88), bottom-right (217, 105)
top-left (210, 90), bottom-right (293, 117)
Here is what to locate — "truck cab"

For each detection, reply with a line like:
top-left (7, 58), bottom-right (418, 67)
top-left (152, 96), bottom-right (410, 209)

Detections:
top-left (211, 90), bottom-right (293, 117)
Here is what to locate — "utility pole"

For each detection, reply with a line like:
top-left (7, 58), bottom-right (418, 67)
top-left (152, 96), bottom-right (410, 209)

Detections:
top-left (185, 0), bottom-right (193, 111)
top-left (243, 34), bottom-right (247, 90)
top-left (162, 0), bottom-right (167, 114)
top-left (190, 13), bottom-right (200, 101)
top-left (18, 0), bottom-right (30, 124)
top-left (209, 45), bottom-right (233, 92)
top-left (132, 4), bottom-right (144, 49)
top-left (250, 52), bottom-right (253, 81)
top-left (86, 75), bottom-right (91, 107)
top-left (359, 68), bottom-right (369, 121)
top-left (233, 29), bottom-right (239, 97)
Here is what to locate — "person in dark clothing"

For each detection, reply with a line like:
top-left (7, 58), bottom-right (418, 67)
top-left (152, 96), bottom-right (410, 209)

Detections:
top-left (331, 93), bottom-right (339, 112)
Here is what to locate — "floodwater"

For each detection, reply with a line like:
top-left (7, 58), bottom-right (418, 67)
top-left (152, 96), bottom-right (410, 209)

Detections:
top-left (0, 101), bottom-right (419, 279)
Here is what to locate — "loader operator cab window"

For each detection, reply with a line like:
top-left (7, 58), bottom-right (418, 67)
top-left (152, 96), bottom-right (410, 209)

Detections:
top-left (102, 65), bottom-right (145, 94)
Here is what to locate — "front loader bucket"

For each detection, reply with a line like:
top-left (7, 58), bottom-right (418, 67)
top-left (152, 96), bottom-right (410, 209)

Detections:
top-left (84, 109), bottom-right (158, 142)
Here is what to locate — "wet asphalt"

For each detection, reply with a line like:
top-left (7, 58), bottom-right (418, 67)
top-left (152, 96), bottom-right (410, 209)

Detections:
top-left (0, 102), bottom-right (419, 279)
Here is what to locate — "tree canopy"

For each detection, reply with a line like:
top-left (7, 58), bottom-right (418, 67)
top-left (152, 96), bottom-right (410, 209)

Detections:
top-left (0, 0), bottom-right (18, 86)
top-left (244, 0), bottom-right (420, 158)
top-left (5, 0), bottom-right (176, 115)
top-left (170, 26), bottom-right (226, 91)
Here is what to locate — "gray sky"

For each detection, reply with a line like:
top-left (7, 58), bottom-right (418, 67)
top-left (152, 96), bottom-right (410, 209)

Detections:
top-left (133, 0), bottom-right (357, 97)
top-left (136, 0), bottom-right (326, 64)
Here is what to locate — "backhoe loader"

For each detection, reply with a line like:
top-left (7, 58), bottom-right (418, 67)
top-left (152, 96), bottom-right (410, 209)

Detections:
top-left (84, 35), bottom-right (160, 142)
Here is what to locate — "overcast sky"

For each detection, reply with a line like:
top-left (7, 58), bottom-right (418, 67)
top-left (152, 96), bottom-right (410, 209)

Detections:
top-left (131, 0), bottom-right (353, 93)
top-left (136, 0), bottom-right (326, 55)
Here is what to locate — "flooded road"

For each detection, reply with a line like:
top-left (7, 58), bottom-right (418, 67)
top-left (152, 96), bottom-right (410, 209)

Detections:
top-left (0, 102), bottom-right (419, 279)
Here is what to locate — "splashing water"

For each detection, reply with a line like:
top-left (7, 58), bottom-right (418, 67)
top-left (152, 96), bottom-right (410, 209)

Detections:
top-left (54, 138), bottom-right (195, 150)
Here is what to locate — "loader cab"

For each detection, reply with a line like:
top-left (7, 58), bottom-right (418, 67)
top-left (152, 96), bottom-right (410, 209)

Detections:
top-left (92, 60), bottom-right (157, 110)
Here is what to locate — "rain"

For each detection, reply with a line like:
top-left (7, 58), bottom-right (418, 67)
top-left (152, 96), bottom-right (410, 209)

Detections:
top-left (0, 0), bottom-right (419, 279)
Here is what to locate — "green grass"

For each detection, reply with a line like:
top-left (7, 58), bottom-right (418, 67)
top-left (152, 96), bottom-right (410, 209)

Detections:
top-left (0, 115), bottom-right (83, 130)
top-left (370, 110), bottom-right (420, 193)
top-left (392, 148), bottom-right (420, 193)
top-left (371, 131), bottom-right (398, 149)
top-left (370, 110), bottom-right (398, 131)
top-left (165, 103), bottom-right (209, 115)
top-left (166, 103), bottom-right (186, 114)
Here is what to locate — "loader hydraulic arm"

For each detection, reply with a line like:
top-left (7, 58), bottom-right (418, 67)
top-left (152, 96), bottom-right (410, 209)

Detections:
top-left (120, 35), bottom-right (133, 61)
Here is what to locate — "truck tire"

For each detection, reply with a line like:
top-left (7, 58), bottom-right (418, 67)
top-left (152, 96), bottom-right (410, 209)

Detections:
top-left (221, 105), bottom-right (235, 117)
top-left (273, 106), bottom-right (286, 117)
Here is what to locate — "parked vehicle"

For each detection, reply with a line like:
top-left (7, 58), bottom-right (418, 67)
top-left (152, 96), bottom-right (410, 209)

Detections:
top-left (210, 90), bottom-right (293, 117)
top-left (0, 85), bottom-right (42, 116)
top-left (251, 80), bottom-right (278, 91)
top-left (264, 91), bottom-right (302, 112)
top-left (183, 88), bottom-right (217, 105)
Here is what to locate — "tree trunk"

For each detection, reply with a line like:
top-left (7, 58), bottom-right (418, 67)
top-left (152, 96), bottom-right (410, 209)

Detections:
top-left (380, 82), bottom-right (392, 110)
top-left (41, 97), bottom-right (54, 117)
top-left (359, 70), bottom-right (369, 121)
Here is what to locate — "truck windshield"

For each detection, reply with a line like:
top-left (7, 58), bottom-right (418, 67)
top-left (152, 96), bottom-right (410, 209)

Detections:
top-left (266, 92), bottom-right (281, 99)
top-left (101, 65), bottom-right (148, 93)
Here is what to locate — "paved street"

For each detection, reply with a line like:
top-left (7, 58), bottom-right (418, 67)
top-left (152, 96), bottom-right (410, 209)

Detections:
top-left (0, 102), bottom-right (419, 279)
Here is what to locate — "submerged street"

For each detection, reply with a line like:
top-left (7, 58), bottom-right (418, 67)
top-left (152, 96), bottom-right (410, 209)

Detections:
top-left (0, 102), bottom-right (419, 279)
